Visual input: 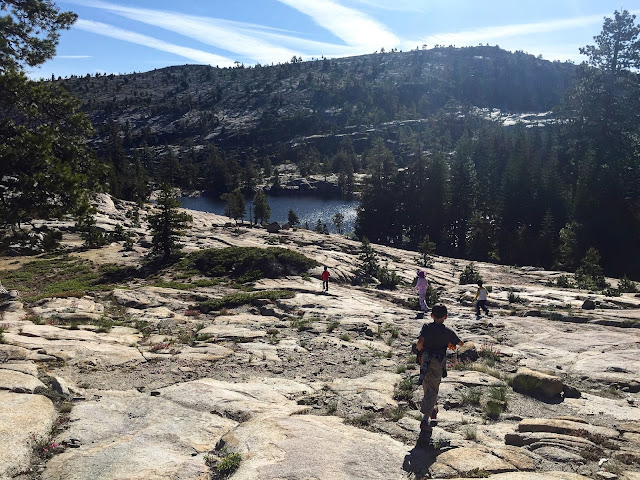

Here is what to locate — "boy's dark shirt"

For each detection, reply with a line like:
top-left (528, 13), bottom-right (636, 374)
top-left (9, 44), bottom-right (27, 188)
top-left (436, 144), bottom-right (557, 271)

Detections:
top-left (418, 322), bottom-right (461, 358)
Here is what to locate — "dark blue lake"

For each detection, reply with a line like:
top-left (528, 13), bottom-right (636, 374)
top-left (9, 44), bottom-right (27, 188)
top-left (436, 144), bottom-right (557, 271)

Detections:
top-left (180, 195), bottom-right (360, 234)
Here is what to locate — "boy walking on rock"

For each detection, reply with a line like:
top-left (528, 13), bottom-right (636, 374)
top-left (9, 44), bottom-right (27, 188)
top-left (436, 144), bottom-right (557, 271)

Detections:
top-left (321, 266), bottom-right (330, 292)
top-left (473, 281), bottom-right (490, 318)
top-left (414, 303), bottom-right (463, 447)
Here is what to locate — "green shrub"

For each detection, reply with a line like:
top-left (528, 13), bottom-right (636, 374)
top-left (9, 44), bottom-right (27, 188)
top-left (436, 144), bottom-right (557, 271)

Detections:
top-left (186, 247), bottom-right (319, 282)
top-left (489, 386), bottom-right (507, 403)
top-left (393, 376), bottom-right (415, 402)
top-left (386, 406), bottom-right (405, 421)
top-left (326, 320), bottom-right (340, 333)
top-left (427, 284), bottom-right (441, 306)
top-left (507, 289), bottom-right (524, 303)
top-left (216, 452), bottom-right (242, 476)
top-left (1, 256), bottom-right (115, 301)
top-left (459, 263), bottom-right (483, 285)
top-left (479, 343), bottom-right (501, 362)
top-left (198, 290), bottom-right (295, 312)
top-left (555, 275), bottom-right (574, 288)
top-left (290, 317), bottom-right (311, 331)
top-left (618, 276), bottom-right (638, 293)
top-left (462, 425), bottom-right (477, 440)
top-left (347, 412), bottom-right (375, 427)
top-left (574, 247), bottom-right (609, 290)
top-left (461, 388), bottom-right (482, 406)
top-left (376, 263), bottom-right (400, 290)
top-left (603, 287), bottom-right (621, 297)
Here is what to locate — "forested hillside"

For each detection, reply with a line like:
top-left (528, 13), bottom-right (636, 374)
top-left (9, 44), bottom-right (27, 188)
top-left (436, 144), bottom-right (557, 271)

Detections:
top-left (56, 46), bottom-right (574, 198)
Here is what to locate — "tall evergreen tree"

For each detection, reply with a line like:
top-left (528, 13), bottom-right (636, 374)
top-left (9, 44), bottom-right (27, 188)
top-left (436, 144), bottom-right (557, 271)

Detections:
top-left (253, 190), bottom-right (271, 224)
top-left (148, 184), bottom-right (192, 260)
top-left (1, 0), bottom-right (99, 250)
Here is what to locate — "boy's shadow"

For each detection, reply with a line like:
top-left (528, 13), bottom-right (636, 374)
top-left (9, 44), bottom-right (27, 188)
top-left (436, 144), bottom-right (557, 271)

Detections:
top-left (402, 430), bottom-right (458, 478)
top-left (402, 445), bottom-right (449, 477)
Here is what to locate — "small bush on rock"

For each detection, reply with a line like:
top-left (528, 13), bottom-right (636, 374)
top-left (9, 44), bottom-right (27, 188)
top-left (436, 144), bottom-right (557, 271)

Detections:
top-left (393, 376), bottom-right (415, 402)
top-left (376, 263), bottom-right (400, 290)
top-left (618, 276), bottom-right (638, 293)
top-left (574, 247), bottom-right (609, 291)
top-left (459, 263), bottom-right (483, 285)
top-left (555, 275), bottom-right (574, 288)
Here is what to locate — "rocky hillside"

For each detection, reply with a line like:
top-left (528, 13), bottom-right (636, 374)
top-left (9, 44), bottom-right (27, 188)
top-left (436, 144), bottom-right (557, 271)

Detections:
top-left (58, 46), bottom-right (575, 156)
top-left (1, 195), bottom-right (639, 480)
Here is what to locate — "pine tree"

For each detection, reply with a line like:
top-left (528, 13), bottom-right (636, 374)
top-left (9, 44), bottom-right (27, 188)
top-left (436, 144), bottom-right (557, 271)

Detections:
top-left (253, 190), bottom-right (271, 224)
top-left (579, 10), bottom-right (640, 74)
top-left (332, 212), bottom-right (345, 234)
top-left (355, 237), bottom-right (379, 280)
top-left (287, 209), bottom-right (300, 227)
top-left (1, 1), bottom-right (99, 250)
top-left (222, 188), bottom-right (245, 222)
top-left (148, 185), bottom-right (192, 260)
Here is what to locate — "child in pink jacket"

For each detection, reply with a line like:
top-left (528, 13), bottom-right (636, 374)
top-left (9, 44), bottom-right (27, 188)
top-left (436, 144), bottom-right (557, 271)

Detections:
top-left (414, 270), bottom-right (429, 311)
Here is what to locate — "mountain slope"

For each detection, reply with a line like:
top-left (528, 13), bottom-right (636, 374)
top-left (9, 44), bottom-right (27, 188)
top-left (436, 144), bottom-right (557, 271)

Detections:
top-left (60, 46), bottom-right (575, 155)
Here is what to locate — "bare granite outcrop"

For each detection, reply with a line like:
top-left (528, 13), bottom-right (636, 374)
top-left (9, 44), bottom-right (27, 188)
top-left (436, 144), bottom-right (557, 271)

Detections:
top-left (0, 194), bottom-right (638, 479)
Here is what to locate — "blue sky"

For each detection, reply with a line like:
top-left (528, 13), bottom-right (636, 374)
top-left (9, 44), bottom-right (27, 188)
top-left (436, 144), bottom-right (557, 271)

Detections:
top-left (31, 0), bottom-right (640, 79)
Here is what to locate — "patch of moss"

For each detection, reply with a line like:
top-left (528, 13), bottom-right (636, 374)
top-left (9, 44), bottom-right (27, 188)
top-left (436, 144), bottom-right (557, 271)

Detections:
top-left (184, 247), bottom-right (319, 282)
top-left (1, 256), bottom-right (115, 302)
top-left (198, 290), bottom-right (295, 312)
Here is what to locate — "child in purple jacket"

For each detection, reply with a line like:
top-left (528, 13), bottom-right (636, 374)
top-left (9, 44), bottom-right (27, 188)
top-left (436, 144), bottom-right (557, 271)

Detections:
top-left (414, 270), bottom-right (429, 311)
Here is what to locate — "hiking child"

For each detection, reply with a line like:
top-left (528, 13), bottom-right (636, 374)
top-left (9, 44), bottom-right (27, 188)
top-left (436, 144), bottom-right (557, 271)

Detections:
top-left (473, 281), bottom-right (490, 317)
top-left (321, 265), bottom-right (330, 292)
top-left (414, 270), bottom-right (429, 312)
top-left (414, 303), bottom-right (463, 447)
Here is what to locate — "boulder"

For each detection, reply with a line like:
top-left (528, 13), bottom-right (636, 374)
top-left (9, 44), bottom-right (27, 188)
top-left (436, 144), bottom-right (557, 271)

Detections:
top-left (512, 367), bottom-right (563, 399)
top-left (265, 222), bottom-right (281, 233)
top-left (430, 447), bottom-right (516, 476)
top-left (517, 418), bottom-right (619, 439)
top-left (457, 341), bottom-right (478, 362)
top-left (0, 368), bottom-right (46, 393)
top-left (582, 299), bottom-right (596, 310)
top-left (563, 384), bottom-right (582, 398)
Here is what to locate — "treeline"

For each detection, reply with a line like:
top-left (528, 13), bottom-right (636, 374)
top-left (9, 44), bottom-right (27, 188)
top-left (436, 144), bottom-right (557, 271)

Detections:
top-left (356, 11), bottom-right (640, 278)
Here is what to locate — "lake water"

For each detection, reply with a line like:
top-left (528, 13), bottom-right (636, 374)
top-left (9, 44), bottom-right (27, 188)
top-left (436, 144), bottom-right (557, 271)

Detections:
top-left (180, 195), bottom-right (360, 233)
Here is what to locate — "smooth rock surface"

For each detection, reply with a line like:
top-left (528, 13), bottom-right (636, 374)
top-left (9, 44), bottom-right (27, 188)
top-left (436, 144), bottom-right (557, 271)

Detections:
top-left (43, 390), bottom-right (236, 480)
top-left (0, 391), bottom-right (56, 479)
top-left (226, 414), bottom-right (409, 480)
top-left (0, 368), bottom-right (46, 393)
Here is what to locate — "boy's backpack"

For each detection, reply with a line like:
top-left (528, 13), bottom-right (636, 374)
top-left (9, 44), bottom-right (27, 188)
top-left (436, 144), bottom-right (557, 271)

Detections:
top-left (411, 336), bottom-right (424, 365)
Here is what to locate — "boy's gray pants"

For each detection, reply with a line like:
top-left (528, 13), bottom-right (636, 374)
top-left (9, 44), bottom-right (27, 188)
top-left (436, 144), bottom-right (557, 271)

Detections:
top-left (420, 359), bottom-right (444, 415)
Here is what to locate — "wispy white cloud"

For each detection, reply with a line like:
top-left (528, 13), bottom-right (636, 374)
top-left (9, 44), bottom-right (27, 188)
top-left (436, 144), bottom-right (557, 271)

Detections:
top-left (57, 55), bottom-right (93, 59)
top-left (72, 0), bottom-right (374, 63)
top-left (347, 0), bottom-right (425, 12)
top-left (276, 0), bottom-right (399, 48)
top-left (412, 10), bottom-right (640, 48)
top-left (73, 0), bottom-right (301, 64)
top-left (74, 19), bottom-right (236, 66)
top-left (234, 26), bottom-right (361, 59)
